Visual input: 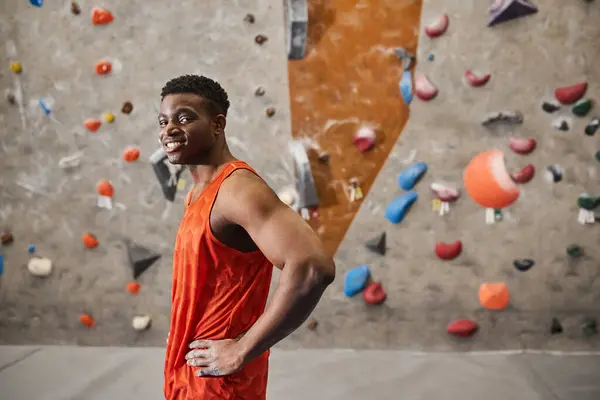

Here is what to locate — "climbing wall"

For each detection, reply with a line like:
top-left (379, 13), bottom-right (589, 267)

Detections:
top-left (0, 1), bottom-right (293, 344)
top-left (286, 0), bottom-right (600, 350)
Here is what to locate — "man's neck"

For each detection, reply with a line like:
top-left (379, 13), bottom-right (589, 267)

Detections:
top-left (188, 146), bottom-right (237, 185)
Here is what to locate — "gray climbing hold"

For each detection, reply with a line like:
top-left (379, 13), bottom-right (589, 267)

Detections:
top-left (550, 317), bottom-right (563, 334)
top-left (126, 240), bottom-right (161, 279)
top-left (289, 141), bottom-right (319, 209)
top-left (150, 148), bottom-right (183, 202)
top-left (544, 164), bottom-right (564, 183)
top-left (284, 0), bottom-right (308, 60)
top-left (482, 111), bottom-right (524, 126)
top-left (488, 0), bottom-right (538, 27)
top-left (365, 232), bottom-right (386, 255)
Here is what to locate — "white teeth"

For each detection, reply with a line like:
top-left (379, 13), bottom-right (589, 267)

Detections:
top-left (166, 142), bottom-right (182, 149)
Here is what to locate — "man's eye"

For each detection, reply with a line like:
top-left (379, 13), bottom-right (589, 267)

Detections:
top-left (159, 120), bottom-right (167, 127)
top-left (179, 117), bottom-right (189, 123)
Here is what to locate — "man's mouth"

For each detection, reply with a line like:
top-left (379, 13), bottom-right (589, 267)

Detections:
top-left (164, 140), bottom-right (186, 153)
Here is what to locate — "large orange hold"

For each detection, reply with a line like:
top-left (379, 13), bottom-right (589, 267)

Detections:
top-left (82, 233), bottom-right (99, 249)
top-left (79, 313), bottom-right (95, 328)
top-left (96, 180), bottom-right (114, 197)
top-left (463, 150), bottom-right (520, 209)
top-left (479, 282), bottom-right (509, 310)
top-left (91, 7), bottom-right (114, 25)
top-left (123, 147), bottom-right (140, 162)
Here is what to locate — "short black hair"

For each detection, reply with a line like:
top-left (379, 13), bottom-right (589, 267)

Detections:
top-left (160, 74), bottom-right (230, 117)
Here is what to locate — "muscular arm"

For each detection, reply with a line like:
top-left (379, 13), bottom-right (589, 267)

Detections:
top-left (219, 170), bottom-right (336, 363)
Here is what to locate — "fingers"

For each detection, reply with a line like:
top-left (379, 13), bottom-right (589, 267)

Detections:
top-left (189, 340), bottom-right (211, 349)
top-left (195, 367), bottom-right (221, 377)
top-left (185, 349), bottom-right (211, 360)
top-left (187, 358), bottom-right (211, 367)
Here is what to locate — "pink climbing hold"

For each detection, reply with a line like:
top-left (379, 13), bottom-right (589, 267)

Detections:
top-left (554, 82), bottom-right (588, 105)
top-left (424, 14), bottom-right (449, 38)
top-left (363, 282), bottom-right (387, 305)
top-left (464, 70), bottom-right (491, 87)
top-left (511, 164), bottom-right (535, 184)
top-left (352, 126), bottom-right (376, 153)
top-left (430, 182), bottom-right (459, 202)
top-left (415, 74), bottom-right (438, 101)
top-left (435, 240), bottom-right (462, 260)
top-left (508, 137), bottom-right (536, 155)
top-left (447, 319), bottom-right (478, 338)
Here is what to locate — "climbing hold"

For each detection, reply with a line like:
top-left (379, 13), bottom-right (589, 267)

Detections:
top-left (91, 7), bottom-right (114, 25)
top-left (435, 240), bottom-right (462, 260)
top-left (464, 70), bottom-right (491, 87)
top-left (363, 282), bottom-right (387, 305)
top-left (84, 119), bottom-right (102, 133)
top-left (427, 54), bottom-right (435, 62)
top-left (1, 231), bottom-right (14, 245)
top-left (488, 0), bottom-right (538, 27)
top-left (27, 257), bottom-right (52, 277)
top-left (306, 319), bottom-right (318, 330)
top-left (595, 151), bottom-right (600, 162)
top-left (550, 318), bottom-right (563, 334)
top-left (566, 244), bottom-right (583, 258)
top-left (544, 164), bottom-right (564, 183)
top-left (79, 313), bottom-right (95, 328)
top-left (38, 99), bottom-right (51, 116)
top-left (352, 125), bottom-right (376, 153)
top-left (581, 318), bottom-right (597, 337)
top-left (122, 147), bottom-right (140, 162)
top-left (398, 161), bottom-right (428, 191)
top-left (126, 281), bottom-right (141, 295)
top-left (399, 69), bottom-right (413, 104)
top-left (430, 183), bottom-right (459, 202)
top-left (95, 61), bottom-right (112, 75)
top-left (578, 193), bottom-right (600, 210)
top-left (541, 100), bottom-right (560, 113)
top-left (464, 150), bottom-right (520, 209)
top-left (365, 232), bottom-right (386, 256)
top-left (127, 241), bottom-right (161, 279)
top-left (348, 178), bottom-right (363, 201)
top-left (511, 164), bottom-right (535, 184)
top-left (344, 265), bottom-right (371, 297)
top-left (554, 81), bottom-right (587, 105)
top-left (150, 148), bottom-right (184, 201)
top-left (132, 315), bottom-right (152, 331)
top-left (254, 86), bottom-right (265, 96)
top-left (585, 118), bottom-right (599, 136)
top-left (10, 62), bottom-right (22, 74)
top-left (27, 244), bottom-right (36, 254)
top-left (121, 101), bottom-right (133, 114)
top-left (415, 74), bottom-right (438, 101)
top-left (552, 117), bottom-right (571, 131)
top-left (6, 92), bottom-right (16, 105)
top-left (244, 13), bottom-right (255, 23)
top-left (572, 99), bottom-right (593, 117)
top-left (479, 282), bottom-right (509, 310)
top-left (424, 14), bottom-right (449, 38)
top-left (265, 107), bottom-right (275, 118)
top-left (482, 111), bottom-right (523, 126)
top-left (513, 258), bottom-right (535, 272)
top-left (446, 319), bottom-right (478, 338)
top-left (508, 137), bottom-right (536, 155)
top-left (30, 0), bottom-right (43, 7)
top-left (103, 112), bottom-right (115, 123)
top-left (82, 233), bottom-right (99, 249)
top-left (0, 255), bottom-right (3, 276)
top-left (96, 179), bottom-right (114, 210)
top-left (71, 2), bottom-right (81, 15)
top-left (385, 191), bottom-right (418, 224)
top-left (255, 34), bottom-right (268, 45)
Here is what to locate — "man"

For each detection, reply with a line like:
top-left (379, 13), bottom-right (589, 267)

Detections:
top-left (159, 75), bottom-right (336, 399)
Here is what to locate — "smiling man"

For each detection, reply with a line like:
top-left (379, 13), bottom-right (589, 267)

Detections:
top-left (159, 75), bottom-right (336, 400)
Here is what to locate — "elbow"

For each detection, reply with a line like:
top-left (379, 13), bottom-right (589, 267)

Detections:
top-left (309, 257), bottom-right (336, 288)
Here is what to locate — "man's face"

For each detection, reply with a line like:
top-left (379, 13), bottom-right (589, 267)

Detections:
top-left (158, 93), bottom-right (218, 165)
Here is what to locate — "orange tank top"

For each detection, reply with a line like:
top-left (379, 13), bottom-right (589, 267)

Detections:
top-left (164, 161), bottom-right (273, 400)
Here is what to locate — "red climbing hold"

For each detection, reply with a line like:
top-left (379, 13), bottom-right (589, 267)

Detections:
top-left (96, 179), bottom-right (114, 197)
top-left (91, 7), bottom-right (114, 25)
top-left (126, 281), bottom-right (141, 295)
top-left (447, 319), bottom-right (478, 338)
top-left (84, 119), bottom-right (101, 132)
top-left (82, 233), bottom-right (99, 249)
top-left (464, 70), bottom-right (491, 87)
top-left (430, 182), bottom-right (459, 202)
top-left (95, 60), bottom-right (112, 75)
top-left (79, 313), bottom-right (95, 328)
top-left (511, 164), bottom-right (535, 184)
top-left (435, 240), bottom-right (462, 260)
top-left (363, 282), bottom-right (387, 305)
top-left (554, 82), bottom-right (588, 105)
top-left (424, 14), bottom-right (449, 38)
top-left (123, 147), bottom-right (140, 162)
top-left (352, 126), bottom-right (376, 153)
top-left (508, 137), bottom-right (536, 155)
top-left (415, 74), bottom-right (438, 101)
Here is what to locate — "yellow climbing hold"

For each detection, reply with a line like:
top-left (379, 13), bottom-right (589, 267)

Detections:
top-left (10, 62), bottom-right (22, 73)
top-left (177, 178), bottom-right (186, 190)
top-left (103, 112), bottom-right (115, 123)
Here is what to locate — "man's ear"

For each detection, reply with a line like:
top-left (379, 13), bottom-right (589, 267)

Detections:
top-left (213, 114), bottom-right (226, 135)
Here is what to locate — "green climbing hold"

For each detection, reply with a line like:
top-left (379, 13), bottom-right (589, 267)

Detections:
top-left (581, 318), bottom-right (597, 337)
top-left (578, 194), bottom-right (600, 210)
top-left (567, 244), bottom-right (583, 258)
top-left (572, 99), bottom-right (593, 117)
top-left (596, 151), bottom-right (600, 162)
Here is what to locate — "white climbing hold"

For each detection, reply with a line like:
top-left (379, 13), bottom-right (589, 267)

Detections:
top-left (424, 14), bottom-right (449, 38)
top-left (27, 257), bottom-right (53, 277)
top-left (97, 195), bottom-right (113, 210)
top-left (578, 208), bottom-right (595, 225)
top-left (132, 315), bottom-right (152, 331)
top-left (415, 74), bottom-right (438, 101)
top-left (58, 151), bottom-right (84, 169)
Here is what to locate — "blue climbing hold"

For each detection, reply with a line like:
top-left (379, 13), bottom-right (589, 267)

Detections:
top-left (39, 99), bottom-right (51, 116)
top-left (385, 191), bottom-right (418, 224)
top-left (0, 254), bottom-right (3, 276)
top-left (398, 161), bottom-right (428, 190)
top-left (30, 0), bottom-right (43, 7)
top-left (27, 244), bottom-right (36, 254)
top-left (427, 54), bottom-right (435, 62)
top-left (400, 70), bottom-right (413, 105)
top-left (344, 265), bottom-right (371, 297)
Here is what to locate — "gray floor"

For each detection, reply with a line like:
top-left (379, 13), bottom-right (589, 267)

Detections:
top-left (1, 346), bottom-right (599, 400)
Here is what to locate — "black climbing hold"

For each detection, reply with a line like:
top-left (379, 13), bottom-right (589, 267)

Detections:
top-left (585, 118), bottom-right (599, 136)
top-left (553, 118), bottom-right (570, 131)
top-left (255, 34), bottom-right (268, 45)
top-left (365, 232), bottom-right (386, 256)
top-left (513, 258), bottom-right (535, 272)
top-left (581, 317), bottom-right (597, 337)
top-left (550, 318), bottom-right (563, 335)
top-left (578, 194), bottom-right (600, 211)
top-left (6, 92), bottom-right (16, 105)
top-left (566, 244), bottom-right (583, 258)
top-left (255, 87), bottom-right (265, 96)
top-left (71, 1), bottom-right (81, 15)
top-left (595, 151), bottom-right (600, 162)
top-left (542, 101), bottom-right (560, 113)
top-left (243, 13), bottom-right (255, 24)
top-left (150, 148), bottom-right (184, 202)
top-left (126, 240), bottom-right (161, 279)
top-left (544, 164), bottom-right (563, 183)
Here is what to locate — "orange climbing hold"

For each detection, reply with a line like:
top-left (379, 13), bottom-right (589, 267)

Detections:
top-left (479, 282), bottom-right (509, 310)
top-left (96, 180), bottom-right (114, 197)
top-left (91, 7), bottom-right (114, 25)
top-left (123, 147), bottom-right (140, 162)
top-left (82, 233), bottom-right (99, 249)
top-left (84, 119), bottom-right (102, 132)
top-left (126, 281), bottom-right (141, 295)
top-left (95, 60), bottom-right (112, 75)
top-left (79, 313), bottom-right (95, 328)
